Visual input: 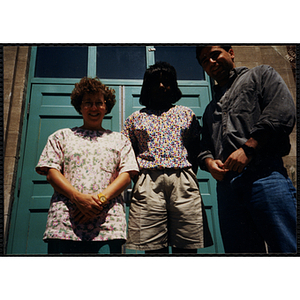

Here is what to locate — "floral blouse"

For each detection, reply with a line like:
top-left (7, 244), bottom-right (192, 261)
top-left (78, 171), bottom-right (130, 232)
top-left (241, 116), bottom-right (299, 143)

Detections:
top-left (122, 105), bottom-right (201, 171)
top-left (36, 127), bottom-right (139, 242)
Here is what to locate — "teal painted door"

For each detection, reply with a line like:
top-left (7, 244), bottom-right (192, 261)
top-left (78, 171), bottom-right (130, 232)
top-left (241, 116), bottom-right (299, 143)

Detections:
top-left (7, 45), bottom-right (224, 254)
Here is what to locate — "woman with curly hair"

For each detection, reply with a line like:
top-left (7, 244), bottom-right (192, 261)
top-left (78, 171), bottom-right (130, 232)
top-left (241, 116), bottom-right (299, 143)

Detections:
top-left (122, 62), bottom-right (212, 254)
top-left (36, 77), bottom-right (139, 254)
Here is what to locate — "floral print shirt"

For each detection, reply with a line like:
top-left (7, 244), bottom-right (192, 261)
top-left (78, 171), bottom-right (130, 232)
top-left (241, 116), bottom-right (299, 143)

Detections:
top-left (35, 127), bottom-right (139, 242)
top-left (122, 105), bottom-right (201, 171)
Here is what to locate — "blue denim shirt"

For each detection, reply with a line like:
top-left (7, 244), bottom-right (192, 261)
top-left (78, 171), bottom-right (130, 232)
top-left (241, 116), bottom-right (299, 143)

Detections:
top-left (198, 65), bottom-right (296, 170)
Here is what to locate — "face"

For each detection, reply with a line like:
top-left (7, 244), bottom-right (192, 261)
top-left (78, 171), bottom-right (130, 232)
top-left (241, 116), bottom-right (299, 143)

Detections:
top-left (148, 71), bottom-right (174, 108)
top-left (80, 92), bottom-right (107, 130)
top-left (198, 46), bottom-right (235, 86)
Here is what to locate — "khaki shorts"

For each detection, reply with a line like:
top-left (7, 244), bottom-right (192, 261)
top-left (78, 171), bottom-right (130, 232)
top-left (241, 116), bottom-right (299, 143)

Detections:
top-left (126, 168), bottom-right (205, 251)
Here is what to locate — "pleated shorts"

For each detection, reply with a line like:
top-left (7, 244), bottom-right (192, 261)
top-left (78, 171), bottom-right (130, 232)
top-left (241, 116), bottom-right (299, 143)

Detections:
top-left (126, 168), bottom-right (205, 251)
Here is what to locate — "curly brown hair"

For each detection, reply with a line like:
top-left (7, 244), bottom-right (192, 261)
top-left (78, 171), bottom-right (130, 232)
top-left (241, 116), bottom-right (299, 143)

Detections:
top-left (71, 77), bottom-right (116, 115)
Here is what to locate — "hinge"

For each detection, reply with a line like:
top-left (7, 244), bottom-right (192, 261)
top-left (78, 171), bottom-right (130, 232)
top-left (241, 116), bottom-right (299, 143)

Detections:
top-left (17, 177), bottom-right (21, 197)
top-left (27, 102), bottom-right (30, 117)
top-left (148, 47), bottom-right (156, 52)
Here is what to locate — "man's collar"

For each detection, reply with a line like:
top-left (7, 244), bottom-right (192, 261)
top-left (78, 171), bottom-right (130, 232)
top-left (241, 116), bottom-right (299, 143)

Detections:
top-left (213, 67), bottom-right (248, 91)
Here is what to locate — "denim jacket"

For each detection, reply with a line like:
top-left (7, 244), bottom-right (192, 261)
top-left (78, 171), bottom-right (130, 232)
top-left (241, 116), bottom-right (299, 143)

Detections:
top-left (198, 65), bottom-right (296, 171)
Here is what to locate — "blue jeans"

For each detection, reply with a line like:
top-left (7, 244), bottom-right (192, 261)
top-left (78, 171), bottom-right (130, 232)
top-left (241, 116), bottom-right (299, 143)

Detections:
top-left (217, 158), bottom-right (296, 254)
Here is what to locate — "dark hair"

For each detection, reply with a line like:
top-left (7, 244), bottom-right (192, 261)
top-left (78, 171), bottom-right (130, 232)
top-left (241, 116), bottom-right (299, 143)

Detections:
top-left (70, 77), bottom-right (116, 115)
top-left (139, 61), bottom-right (182, 107)
top-left (196, 45), bottom-right (232, 65)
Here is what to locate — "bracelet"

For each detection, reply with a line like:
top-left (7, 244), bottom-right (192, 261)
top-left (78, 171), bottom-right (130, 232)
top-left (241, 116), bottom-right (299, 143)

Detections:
top-left (97, 193), bottom-right (109, 206)
top-left (241, 144), bottom-right (256, 158)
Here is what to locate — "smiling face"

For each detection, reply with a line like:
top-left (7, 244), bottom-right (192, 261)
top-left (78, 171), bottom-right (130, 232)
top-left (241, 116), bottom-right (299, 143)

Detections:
top-left (198, 46), bottom-right (235, 86)
top-left (80, 92), bottom-right (107, 130)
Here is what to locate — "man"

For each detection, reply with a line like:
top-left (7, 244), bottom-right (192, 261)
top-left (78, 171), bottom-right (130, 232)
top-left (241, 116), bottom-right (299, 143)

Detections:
top-left (196, 45), bottom-right (296, 253)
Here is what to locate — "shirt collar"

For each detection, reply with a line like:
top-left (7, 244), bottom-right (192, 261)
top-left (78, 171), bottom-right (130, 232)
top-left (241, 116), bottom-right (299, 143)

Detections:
top-left (213, 67), bottom-right (249, 93)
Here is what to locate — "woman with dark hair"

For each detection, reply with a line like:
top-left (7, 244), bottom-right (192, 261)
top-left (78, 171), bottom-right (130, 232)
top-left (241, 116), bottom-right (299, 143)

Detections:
top-left (139, 61), bottom-right (182, 108)
top-left (36, 77), bottom-right (139, 254)
top-left (122, 62), bottom-right (212, 254)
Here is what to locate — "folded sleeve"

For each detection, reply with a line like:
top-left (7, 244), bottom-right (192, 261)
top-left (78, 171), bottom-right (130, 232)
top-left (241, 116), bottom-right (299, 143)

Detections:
top-left (35, 132), bottom-right (64, 175)
top-left (118, 135), bottom-right (139, 174)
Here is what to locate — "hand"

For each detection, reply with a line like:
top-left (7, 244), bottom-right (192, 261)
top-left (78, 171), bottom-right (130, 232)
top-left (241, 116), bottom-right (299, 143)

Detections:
top-left (71, 206), bottom-right (103, 223)
top-left (45, 168), bottom-right (106, 223)
top-left (72, 193), bottom-right (103, 220)
top-left (206, 158), bottom-right (229, 181)
top-left (223, 148), bottom-right (252, 173)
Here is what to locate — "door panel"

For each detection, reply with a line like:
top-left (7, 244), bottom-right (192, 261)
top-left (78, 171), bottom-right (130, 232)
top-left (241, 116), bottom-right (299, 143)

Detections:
top-left (35, 46), bottom-right (88, 78)
top-left (96, 46), bottom-right (146, 80)
top-left (154, 46), bottom-right (205, 80)
top-left (124, 86), bottom-right (143, 121)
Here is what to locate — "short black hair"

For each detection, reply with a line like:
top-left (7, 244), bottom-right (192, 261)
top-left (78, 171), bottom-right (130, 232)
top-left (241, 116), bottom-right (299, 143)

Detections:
top-left (139, 61), bottom-right (182, 107)
top-left (196, 45), bottom-right (232, 65)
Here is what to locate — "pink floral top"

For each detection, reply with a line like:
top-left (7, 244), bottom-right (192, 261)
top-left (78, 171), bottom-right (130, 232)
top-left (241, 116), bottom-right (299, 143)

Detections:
top-left (36, 127), bottom-right (139, 242)
top-left (122, 105), bottom-right (201, 171)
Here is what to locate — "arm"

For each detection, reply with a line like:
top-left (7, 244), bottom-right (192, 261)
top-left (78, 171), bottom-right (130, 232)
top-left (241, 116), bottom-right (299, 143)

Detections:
top-left (224, 66), bottom-right (295, 173)
top-left (121, 114), bottom-right (140, 157)
top-left (101, 171), bottom-right (135, 201)
top-left (46, 168), bottom-right (137, 223)
top-left (84, 171), bottom-right (137, 223)
top-left (223, 137), bottom-right (259, 173)
top-left (205, 158), bottom-right (229, 181)
top-left (249, 66), bottom-right (295, 155)
top-left (185, 114), bottom-right (202, 174)
top-left (198, 106), bottom-right (221, 175)
top-left (46, 168), bottom-right (103, 220)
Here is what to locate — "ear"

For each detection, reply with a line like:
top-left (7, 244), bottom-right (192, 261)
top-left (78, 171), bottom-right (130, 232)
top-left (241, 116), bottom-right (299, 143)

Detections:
top-left (228, 48), bottom-right (235, 61)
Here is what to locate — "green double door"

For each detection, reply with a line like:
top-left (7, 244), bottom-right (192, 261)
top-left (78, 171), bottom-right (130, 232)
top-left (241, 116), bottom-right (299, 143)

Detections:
top-left (7, 46), bottom-right (224, 254)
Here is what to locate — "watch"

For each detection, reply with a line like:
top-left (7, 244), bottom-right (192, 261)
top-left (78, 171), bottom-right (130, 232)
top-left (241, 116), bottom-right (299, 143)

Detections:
top-left (241, 144), bottom-right (256, 158)
top-left (97, 193), bottom-right (109, 206)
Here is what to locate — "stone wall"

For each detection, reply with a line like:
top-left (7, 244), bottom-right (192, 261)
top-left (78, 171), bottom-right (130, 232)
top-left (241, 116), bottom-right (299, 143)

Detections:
top-left (3, 46), bottom-right (30, 250)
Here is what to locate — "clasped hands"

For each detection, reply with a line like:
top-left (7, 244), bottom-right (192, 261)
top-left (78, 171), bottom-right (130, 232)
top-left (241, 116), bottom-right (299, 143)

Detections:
top-left (206, 147), bottom-right (252, 181)
top-left (71, 193), bottom-right (106, 223)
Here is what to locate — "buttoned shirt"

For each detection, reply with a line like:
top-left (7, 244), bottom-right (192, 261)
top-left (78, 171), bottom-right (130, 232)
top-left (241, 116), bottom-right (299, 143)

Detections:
top-left (198, 65), bottom-right (296, 170)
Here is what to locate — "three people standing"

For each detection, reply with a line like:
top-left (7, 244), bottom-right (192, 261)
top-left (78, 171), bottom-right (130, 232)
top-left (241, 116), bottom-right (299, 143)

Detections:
top-left (36, 46), bottom-right (296, 254)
